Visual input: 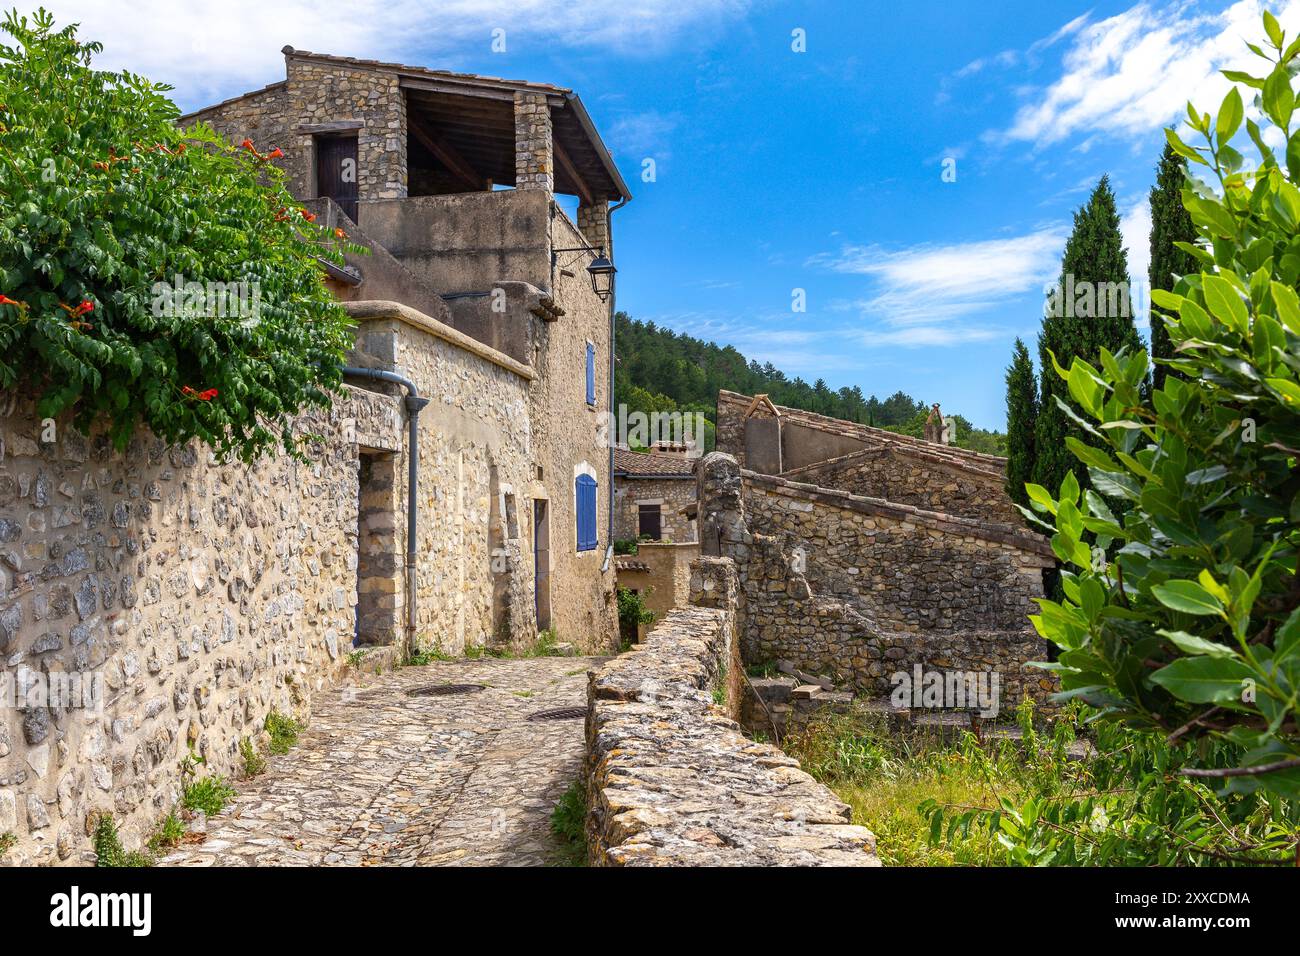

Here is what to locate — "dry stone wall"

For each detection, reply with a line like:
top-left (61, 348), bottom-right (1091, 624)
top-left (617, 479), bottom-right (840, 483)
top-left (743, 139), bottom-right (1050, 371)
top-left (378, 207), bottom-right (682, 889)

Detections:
top-left (781, 446), bottom-right (1019, 525)
top-left (0, 386), bottom-right (400, 865)
top-left (585, 556), bottom-right (879, 866)
top-left (697, 453), bottom-right (1057, 713)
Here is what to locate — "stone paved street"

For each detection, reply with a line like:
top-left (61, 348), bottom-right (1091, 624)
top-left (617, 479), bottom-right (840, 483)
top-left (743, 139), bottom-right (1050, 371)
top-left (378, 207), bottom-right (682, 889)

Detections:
top-left (157, 657), bottom-right (600, 867)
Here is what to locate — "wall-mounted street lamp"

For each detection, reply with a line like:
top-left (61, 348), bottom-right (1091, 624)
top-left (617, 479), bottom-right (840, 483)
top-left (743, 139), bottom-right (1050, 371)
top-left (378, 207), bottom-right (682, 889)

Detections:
top-left (554, 246), bottom-right (617, 302)
top-left (585, 254), bottom-right (616, 302)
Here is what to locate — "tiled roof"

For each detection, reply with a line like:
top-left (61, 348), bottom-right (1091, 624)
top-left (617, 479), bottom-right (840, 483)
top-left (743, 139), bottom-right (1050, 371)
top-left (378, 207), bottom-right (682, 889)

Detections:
top-left (613, 448), bottom-right (697, 478)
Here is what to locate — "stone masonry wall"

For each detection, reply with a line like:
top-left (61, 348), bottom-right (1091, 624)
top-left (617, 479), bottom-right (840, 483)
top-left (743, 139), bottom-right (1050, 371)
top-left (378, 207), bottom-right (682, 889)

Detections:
top-left (348, 304), bottom-right (539, 654)
top-left (0, 386), bottom-right (401, 865)
top-left (185, 51), bottom-right (407, 203)
top-left (781, 446), bottom-right (1019, 525)
top-left (697, 453), bottom-right (1057, 712)
top-left (613, 477), bottom-right (697, 543)
top-left (584, 556), bottom-right (878, 866)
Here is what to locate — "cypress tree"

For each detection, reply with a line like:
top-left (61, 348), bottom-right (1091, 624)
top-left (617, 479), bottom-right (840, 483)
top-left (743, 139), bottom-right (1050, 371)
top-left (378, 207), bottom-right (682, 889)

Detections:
top-left (1148, 141), bottom-right (1198, 391)
top-left (1004, 338), bottom-right (1037, 508)
top-left (1034, 175), bottom-right (1144, 494)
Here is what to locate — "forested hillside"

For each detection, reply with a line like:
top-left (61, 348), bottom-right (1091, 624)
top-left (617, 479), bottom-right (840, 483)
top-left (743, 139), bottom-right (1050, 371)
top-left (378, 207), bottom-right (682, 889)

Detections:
top-left (614, 313), bottom-right (1007, 454)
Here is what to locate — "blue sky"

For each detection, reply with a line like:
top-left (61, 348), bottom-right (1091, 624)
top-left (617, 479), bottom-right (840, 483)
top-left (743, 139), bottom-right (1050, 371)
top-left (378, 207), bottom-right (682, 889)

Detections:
top-left (53, 0), bottom-right (1300, 429)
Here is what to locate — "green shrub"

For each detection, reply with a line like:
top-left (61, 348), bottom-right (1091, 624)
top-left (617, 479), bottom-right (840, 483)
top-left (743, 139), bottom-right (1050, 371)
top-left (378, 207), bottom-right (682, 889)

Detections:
top-left (0, 9), bottom-right (357, 460)
top-left (147, 811), bottom-right (186, 854)
top-left (1026, 10), bottom-right (1300, 799)
top-left (239, 737), bottom-right (266, 779)
top-left (182, 775), bottom-right (235, 816)
top-left (264, 710), bottom-right (302, 755)
top-left (92, 814), bottom-right (151, 867)
top-left (616, 587), bottom-right (654, 647)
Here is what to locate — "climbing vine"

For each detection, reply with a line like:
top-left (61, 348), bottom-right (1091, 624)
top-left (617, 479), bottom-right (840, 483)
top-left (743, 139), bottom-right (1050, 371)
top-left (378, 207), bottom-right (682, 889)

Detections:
top-left (0, 9), bottom-right (358, 460)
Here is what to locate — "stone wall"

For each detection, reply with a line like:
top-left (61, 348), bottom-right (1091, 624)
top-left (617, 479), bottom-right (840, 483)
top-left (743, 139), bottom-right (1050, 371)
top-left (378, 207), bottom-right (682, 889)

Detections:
top-left (348, 302), bottom-right (540, 654)
top-left (780, 445), bottom-right (1019, 525)
top-left (584, 557), bottom-right (879, 866)
top-left (697, 453), bottom-right (1057, 713)
top-left (613, 476), bottom-right (697, 543)
top-left (0, 386), bottom-right (400, 865)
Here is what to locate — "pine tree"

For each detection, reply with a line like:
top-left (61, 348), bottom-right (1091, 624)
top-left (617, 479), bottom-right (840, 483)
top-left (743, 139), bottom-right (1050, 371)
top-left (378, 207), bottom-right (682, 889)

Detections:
top-left (1034, 176), bottom-right (1144, 493)
top-left (1147, 141), bottom-right (1199, 391)
top-left (1004, 338), bottom-right (1037, 508)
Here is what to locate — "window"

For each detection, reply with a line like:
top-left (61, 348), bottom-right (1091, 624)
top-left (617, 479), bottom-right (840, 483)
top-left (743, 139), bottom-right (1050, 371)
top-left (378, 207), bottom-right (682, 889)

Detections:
top-left (575, 473), bottom-right (598, 551)
top-left (585, 342), bottom-right (596, 406)
top-left (638, 503), bottom-right (662, 541)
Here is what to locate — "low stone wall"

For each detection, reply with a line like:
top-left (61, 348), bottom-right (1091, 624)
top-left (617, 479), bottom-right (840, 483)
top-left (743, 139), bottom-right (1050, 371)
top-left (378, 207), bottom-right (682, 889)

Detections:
top-left (0, 387), bottom-right (400, 865)
top-left (697, 453), bottom-right (1058, 713)
top-left (584, 557), bottom-right (879, 866)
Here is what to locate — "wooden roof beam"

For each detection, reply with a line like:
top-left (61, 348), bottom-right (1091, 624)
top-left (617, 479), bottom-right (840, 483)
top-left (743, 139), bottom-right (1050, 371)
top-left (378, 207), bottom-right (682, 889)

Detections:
top-left (553, 139), bottom-right (594, 206)
top-left (408, 114), bottom-right (486, 190)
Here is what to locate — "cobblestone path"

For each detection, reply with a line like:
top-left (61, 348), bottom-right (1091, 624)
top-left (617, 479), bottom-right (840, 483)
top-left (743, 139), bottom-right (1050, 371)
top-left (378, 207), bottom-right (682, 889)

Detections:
top-left (158, 657), bottom-right (599, 867)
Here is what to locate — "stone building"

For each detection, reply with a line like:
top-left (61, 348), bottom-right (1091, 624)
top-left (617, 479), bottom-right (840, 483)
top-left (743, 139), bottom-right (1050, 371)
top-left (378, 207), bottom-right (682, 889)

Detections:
top-left (612, 445), bottom-right (697, 544)
top-left (182, 47), bottom-right (633, 647)
top-left (611, 446), bottom-right (698, 641)
top-left (708, 393), bottom-right (1057, 717)
top-left (0, 49), bottom-right (629, 864)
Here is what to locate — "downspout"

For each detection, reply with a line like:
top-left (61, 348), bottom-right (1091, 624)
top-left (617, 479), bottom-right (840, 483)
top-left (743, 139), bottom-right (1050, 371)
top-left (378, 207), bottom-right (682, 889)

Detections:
top-left (342, 366), bottom-right (430, 657)
top-left (600, 195), bottom-right (631, 574)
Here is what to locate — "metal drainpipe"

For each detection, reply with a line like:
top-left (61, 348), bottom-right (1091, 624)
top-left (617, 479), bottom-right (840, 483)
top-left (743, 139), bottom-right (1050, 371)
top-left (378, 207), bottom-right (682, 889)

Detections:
top-left (342, 367), bottom-right (430, 657)
top-left (601, 196), bottom-right (630, 574)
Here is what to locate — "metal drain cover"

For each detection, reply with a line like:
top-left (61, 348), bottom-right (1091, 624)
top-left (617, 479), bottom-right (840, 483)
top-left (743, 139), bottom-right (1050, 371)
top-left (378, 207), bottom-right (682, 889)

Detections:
top-left (406, 683), bottom-right (486, 697)
top-left (526, 706), bottom-right (586, 721)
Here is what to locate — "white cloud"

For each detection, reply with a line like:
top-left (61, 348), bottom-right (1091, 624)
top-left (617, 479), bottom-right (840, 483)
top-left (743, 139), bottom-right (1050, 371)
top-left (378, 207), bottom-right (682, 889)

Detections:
top-left (811, 227), bottom-right (1067, 330)
top-left (606, 111), bottom-right (682, 164)
top-left (40, 0), bottom-right (752, 107)
top-left (1120, 197), bottom-right (1152, 287)
top-left (1001, 0), bottom-right (1300, 148)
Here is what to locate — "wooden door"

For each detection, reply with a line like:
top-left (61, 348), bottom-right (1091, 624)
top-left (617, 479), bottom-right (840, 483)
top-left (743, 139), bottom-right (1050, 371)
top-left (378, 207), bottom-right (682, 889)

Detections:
top-left (315, 134), bottom-right (358, 222)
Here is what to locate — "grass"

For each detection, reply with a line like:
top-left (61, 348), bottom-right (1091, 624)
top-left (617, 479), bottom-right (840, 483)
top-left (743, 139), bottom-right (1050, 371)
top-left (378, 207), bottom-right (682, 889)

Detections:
top-left (461, 630), bottom-right (568, 660)
top-left (550, 780), bottom-right (588, 867)
top-left (240, 737), bottom-right (267, 779)
top-left (182, 775), bottom-right (236, 817)
top-left (147, 811), bottom-right (187, 855)
top-left (264, 710), bottom-right (303, 755)
top-left (781, 706), bottom-right (1041, 866)
top-left (0, 832), bottom-right (15, 856)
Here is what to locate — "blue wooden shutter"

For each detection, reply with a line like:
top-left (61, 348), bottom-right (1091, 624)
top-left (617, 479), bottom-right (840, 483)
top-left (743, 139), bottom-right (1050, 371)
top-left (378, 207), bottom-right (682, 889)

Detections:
top-left (576, 474), bottom-right (597, 551)
top-left (585, 343), bottom-right (596, 405)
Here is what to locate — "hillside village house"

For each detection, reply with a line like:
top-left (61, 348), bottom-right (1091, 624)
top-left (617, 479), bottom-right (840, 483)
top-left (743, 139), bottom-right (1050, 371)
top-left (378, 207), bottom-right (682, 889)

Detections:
top-left (0, 47), bottom-right (630, 863)
top-left (182, 46), bottom-right (632, 652)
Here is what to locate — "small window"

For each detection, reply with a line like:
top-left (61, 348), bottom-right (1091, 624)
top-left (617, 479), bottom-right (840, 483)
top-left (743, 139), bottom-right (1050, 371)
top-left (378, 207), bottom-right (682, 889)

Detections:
top-left (638, 503), bottom-right (662, 541)
top-left (585, 342), bottom-right (596, 406)
top-left (576, 473), bottom-right (598, 551)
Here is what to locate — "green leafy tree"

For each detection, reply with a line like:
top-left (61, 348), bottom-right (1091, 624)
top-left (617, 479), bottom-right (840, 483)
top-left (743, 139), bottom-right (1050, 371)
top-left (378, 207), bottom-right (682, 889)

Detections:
top-left (1148, 141), bottom-right (1200, 390)
top-left (1034, 176), bottom-right (1146, 494)
top-left (1026, 10), bottom-right (1300, 799)
top-left (0, 10), bottom-right (355, 460)
top-left (1004, 338), bottom-right (1037, 509)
